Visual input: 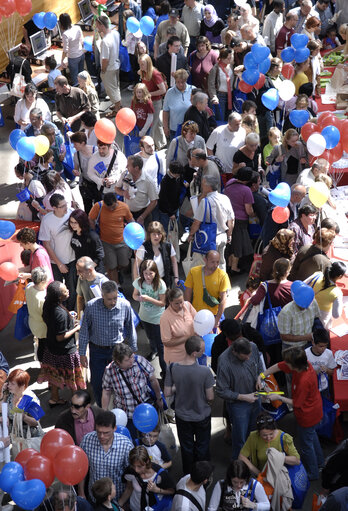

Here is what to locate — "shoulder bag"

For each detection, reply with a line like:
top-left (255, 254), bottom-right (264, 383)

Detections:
top-left (202, 267), bottom-right (219, 307)
top-left (11, 412), bottom-right (44, 459)
top-left (257, 282), bottom-right (282, 345)
top-left (10, 59), bottom-right (26, 98)
top-left (192, 199), bottom-right (217, 255)
top-left (280, 432), bottom-right (310, 509)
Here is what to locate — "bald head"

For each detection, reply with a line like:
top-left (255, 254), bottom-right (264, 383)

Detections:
top-left (291, 184), bottom-right (306, 203)
top-left (204, 250), bottom-right (220, 273)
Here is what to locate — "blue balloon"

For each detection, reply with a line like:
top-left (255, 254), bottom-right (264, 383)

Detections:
top-left (140, 16), bottom-right (155, 36)
top-left (242, 68), bottom-right (260, 86)
top-left (16, 137), bottom-right (36, 161)
top-left (11, 479), bottom-right (46, 511)
top-left (294, 47), bottom-right (310, 63)
top-left (291, 280), bottom-right (303, 294)
top-left (251, 44), bottom-right (270, 63)
top-left (261, 88), bottom-right (279, 111)
top-left (83, 36), bottom-right (93, 52)
top-left (258, 56), bottom-right (271, 75)
top-left (126, 16), bottom-right (140, 34)
top-left (123, 222), bottom-right (145, 250)
top-left (133, 403), bottom-right (158, 433)
top-left (291, 33), bottom-right (309, 49)
top-left (116, 425), bottom-right (132, 440)
top-left (321, 125), bottom-right (341, 150)
top-left (291, 282), bottom-right (314, 309)
top-left (0, 220), bottom-right (16, 240)
top-left (9, 129), bottom-right (26, 150)
top-left (289, 109), bottom-right (310, 128)
top-left (0, 462), bottom-right (24, 493)
top-left (33, 12), bottom-right (46, 30)
top-left (281, 47), bottom-right (295, 63)
top-left (203, 334), bottom-right (216, 357)
top-left (269, 182), bottom-right (291, 208)
top-left (44, 12), bottom-right (57, 30)
top-left (243, 52), bottom-right (258, 69)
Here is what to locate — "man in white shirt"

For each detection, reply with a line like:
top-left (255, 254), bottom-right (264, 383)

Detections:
top-left (206, 112), bottom-right (246, 176)
top-left (96, 14), bottom-right (121, 115)
top-left (296, 159), bottom-right (328, 191)
top-left (172, 461), bottom-right (213, 511)
top-left (87, 140), bottom-right (127, 194)
top-left (135, 136), bottom-right (166, 193)
top-left (262, 0), bottom-right (285, 55)
top-left (39, 193), bottom-right (76, 309)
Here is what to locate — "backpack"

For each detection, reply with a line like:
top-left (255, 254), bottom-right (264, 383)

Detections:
top-left (207, 155), bottom-right (226, 175)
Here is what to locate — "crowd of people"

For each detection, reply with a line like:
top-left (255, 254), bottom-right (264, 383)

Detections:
top-left (3, 0), bottom-right (348, 509)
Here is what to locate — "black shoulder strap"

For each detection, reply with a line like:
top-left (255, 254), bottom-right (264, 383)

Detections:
top-left (175, 490), bottom-right (203, 511)
top-left (77, 151), bottom-right (82, 171)
top-left (118, 368), bottom-right (142, 404)
top-left (106, 148), bottom-right (118, 178)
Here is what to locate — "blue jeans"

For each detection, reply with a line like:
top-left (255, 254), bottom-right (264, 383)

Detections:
top-left (215, 92), bottom-right (230, 122)
top-left (68, 54), bottom-right (85, 86)
top-left (89, 343), bottom-right (113, 407)
top-left (297, 423), bottom-right (324, 480)
top-left (159, 210), bottom-right (178, 235)
top-left (176, 414), bottom-right (211, 474)
top-left (226, 399), bottom-right (261, 460)
top-left (142, 321), bottom-right (166, 374)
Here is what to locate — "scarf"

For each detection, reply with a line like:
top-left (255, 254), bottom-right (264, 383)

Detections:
top-left (204, 4), bottom-right (218, 27)
top-left (218, 61), bottom-right (232, 110)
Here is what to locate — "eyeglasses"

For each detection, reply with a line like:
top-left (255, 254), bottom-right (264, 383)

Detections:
top-left (184, 120), bottom-right (195, 126)
top-left (70, 401), bottom-right (85, 409)
top-left (256, 416), bottom-right (275, 426)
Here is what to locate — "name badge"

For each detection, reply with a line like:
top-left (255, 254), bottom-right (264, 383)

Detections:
top-left (94, 161), bottom-right (107, 174)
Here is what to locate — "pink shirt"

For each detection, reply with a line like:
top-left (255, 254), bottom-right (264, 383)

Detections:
top-left (160, 301), bottom-right (197, 363)
top-left (74, 407), bottom-right (95, 446)
top-left (30, 246), bottom-right (54, 283)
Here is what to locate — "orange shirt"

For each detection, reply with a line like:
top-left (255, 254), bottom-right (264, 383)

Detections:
top-left (89, 201), bottom-right (133, 244)
top-left (160, 301), bottom-right (197, 363)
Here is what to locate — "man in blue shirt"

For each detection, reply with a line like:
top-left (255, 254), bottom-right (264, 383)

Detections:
top-left (163, 69), bottom-right (195, 140)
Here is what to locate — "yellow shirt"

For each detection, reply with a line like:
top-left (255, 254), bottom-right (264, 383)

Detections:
top-left (185, 266), bottom-right (230, 315)
top-left (306, 272), bottom-right (342, 312)
top-left (292, 72), bottom-right (309, 95)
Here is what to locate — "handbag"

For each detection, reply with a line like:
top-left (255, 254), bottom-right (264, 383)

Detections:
top-left (62, 125), bottom-right (76, 180)
top-left (182, 242), bottom-right (194, 277)
top-left (152, 468), bottom-right (174, 511)
top-left (192, 199), bottom-right (217, 255)
top-left (158, 411), bottom-right (177, 456)
top-left (124, 129), bottom-right (141, 157)
top-left (167, 219), bottom-right (180, 263)
top-left (10, 59), bottom-right (26, 98)
top-left (202, 267), bottom-right (219, 307)
top-left (257, 282), bottom-right (282, 346)
top-left (315, 387), bottom-right (339, 440)
top-left (280, 433), bottom-right (310, 510)
top-left (8, 281), bottom-right (27, 314)
top-left (11, 412), bottom-right (44, 459)
top-left (14, 304), bottom-right (31, 341)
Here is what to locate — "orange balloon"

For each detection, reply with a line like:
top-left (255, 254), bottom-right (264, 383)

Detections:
top-left (254, 73), bottom-right (265, 90)
top-left (115, 108), bottom-right (137, 135)
top-left (25, 455), bottom-right (55, 488)
top-left (239, 80), bottom-right (253, 93)
top-left (94, 118), bottom-right (116, 144)
top-left (272, 206), bottom-right (290, 224)
top-left (40, 429), bottom-right (74, 461)
top-left (54, 445), bottom-right (89, 486)
top-left (281, 64), bottom-right (294, 80)
top-left (301, 122), bottom-right (318, 142)
top-left (15, 448), bottom-right (39, 469)
top-left (0, 262), bottom-right (18, 281)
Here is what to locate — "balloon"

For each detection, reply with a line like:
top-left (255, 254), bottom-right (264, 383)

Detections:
top-left (281, 47), bottom-right (295, 63)
top-left (291, 280), bottom-right (303, 294)
top-left (243, 52), bottom-right (258, 69)
top-left (115, 107), bottom-right (136, 135)
top-left (235, 0), bottom-right (247, 5)
top-left (126, 16), bottom-right (140, 34)
top-left (319, 150), bottom-right (334, 164)
top-left (0, 0), bottom-right (15, 17)
top-left (261, 88), bottom-right (279, 111)
top-left (133, 403), bottom-right (158, 433)
top-left (193, 309), bottom-right (215, 336)
top-left (272, 206), bottom-right (290, 224)
top-left (278, 80), bottom-right (296, 101)
top-left (294, 47), bottom-right (310, 63)
top-left (94, 118), bottom-right (116, 144)
top-left (329, 141), bottom-right (343, 163)
top-left (16, 137), bottom-right (36, 161)
top-left (0, 262), bottom-right (18, 280)
top-left (15, 449), bottom-right (39, 469)
top-left (258, 56), bottom-right (271, 75)
top-left (123, 222), bottom-right (145, 250)
top-left (111, 408), bottom-right (128, 426)
top-left (281, 63), bottom-right (295, 80)
top-left (318, 114), bottom-right (340, 130)
top-left (54, 445), bottom-right (89, 485)
top-left (11, 479), bottom-right (46, 510)
top-left (9, 129), bottom-right (26, 150)
top-left (318, 111), bottom-right (336, 126)
top-left (15, 0), bottom-right (32, 16)
top-left (40, 428), bottom-right (74, 461)
top-left (25, 455), bottom-right (54, 488)
top-left (269, 182), bottom-right (291, 208)
top-left (238, 80), bottom-right (253, 93)
top-left (321, 125), bottom-right (340, 149)
top-left (242, 68), bottom-right (260, 86)
top-left (33, 12), bottom-right (46, 29)
top-left (291, 281), bottom-right (314, 309)
top-left (84, 36), bottom-right (93, 52)
top-left (44, 12), bottom-right (57, 30)
top-left (289, 109), bottom-right (310, 128)
top-left (254, 73), bottom-right (265, 90)
top-left (301, 122), bottom-right (319, 142)
top-left (251, 43), bottom-right (270, 63)
top-left (308, 182), bottom-right (329, 208)
top-left (0, 221), bottom-right (16, 240)
top-left (140, 16), bottom-right (155, 36)
top-left (203, 333), bottom-right (216, 357)
top-left (307, 133), bottom-right (326, 157)
top-left (34, 135), bottom-right (49, 156)
top-left (291, 33), bottom-right (309, 49)
top-left (0, 462), bottom-right (24, 493)
top-left (116, 425), bottom-right (132, 439)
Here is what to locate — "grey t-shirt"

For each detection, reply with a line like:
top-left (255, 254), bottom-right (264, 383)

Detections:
top-left (165, 362), bottom-right (215, 421)
top-left (76, 273), bottom-right (109, 303)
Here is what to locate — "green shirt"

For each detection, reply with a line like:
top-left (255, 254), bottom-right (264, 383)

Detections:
top-left (133, 278), bottom-right (166, 324)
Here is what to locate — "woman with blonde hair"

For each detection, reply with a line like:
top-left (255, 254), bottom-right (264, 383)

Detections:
top-left (131, 83), bottom-right (154, 136)
top-left (233, 132), bottom-right (261, 174)
top-left (77, 71), bottom-right (100, 119)
top-left (338, 23), bottom-right (348, 54)
top-left (138, 54), bottom-right (167, 149)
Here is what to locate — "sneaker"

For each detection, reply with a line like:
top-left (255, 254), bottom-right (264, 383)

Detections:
top-left (127, 84), bottom-right (134, 91)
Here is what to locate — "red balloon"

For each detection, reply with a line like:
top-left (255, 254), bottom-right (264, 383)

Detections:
top-left (320, 150), bottom-right (334, 164)
top-left (15, 448), bottom-right (39, 469)
top-left (40, 429), bottom-right (74, 461)
top-left (0, 0), bottom-right (15, 16)
top-left (301, 122), bottom-right (318, 143)
top-left (281, 64), bottom-right (294, 80)
top-left (15, 0), bottom-right (32, 16)
top-left (254, 73), bottom-right (265, 90)
top-left (94, 118), bottom-right (116, 144)
top-left (25, 454), bottom-right (55, 488)
top-left (272, 206), bottom-right (290, 224)
top-left (54, 446), bottom-right (89, 486)
top-left (238, 80), bottom-right (253, 93)
top-left (115, 108), bottom-right (137, 135)
top-left (329, 141), bottom-right (343, 163)
top-left (341, 131), bottom-right (348, 153)
top-left (319, 116), bottom-right (340, 130)
top-left (0, 262), bottom-right (18, 281)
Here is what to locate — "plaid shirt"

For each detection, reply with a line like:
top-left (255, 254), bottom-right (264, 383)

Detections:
top-left (79, 296), bottom-right (137, 355)
top-left (80, 431), bottom-right (133, 500)
top-left (278, 299), bottom-right (320, 348)
top-left (102, 355), bottom-right (154, 417)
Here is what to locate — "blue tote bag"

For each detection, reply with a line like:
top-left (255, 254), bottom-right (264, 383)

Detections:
top-left (280, 433), bottom-right (310, 509)
top-left (192, 199), bottom-right (217, 255)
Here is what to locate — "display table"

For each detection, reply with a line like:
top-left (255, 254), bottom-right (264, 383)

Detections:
top-left (330, 311), bottom-right (348, 411)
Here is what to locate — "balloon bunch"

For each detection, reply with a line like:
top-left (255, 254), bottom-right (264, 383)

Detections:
top-left (93, 109), bottom-right (137, 145)
top-left (269, 182), bottom-right (291, 224)
top-left (33, 12), bottom-right (57, 30)
top-left (126, 15), bottom-right (155, 38)
top-left (0, 0), bottom-right (32, 18)
top-left (9, 129), bottom-right (50, 161)
top-left (281, 33), bottom-right (310, 64)
top-left (111, 409), bottom-right (132, 439)
top-left (239, 44), bottom-right (271, 92)
top-left (301, 114), bottom-right (346, 164)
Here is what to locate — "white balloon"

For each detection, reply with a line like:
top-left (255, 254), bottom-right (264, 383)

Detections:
top-left (112, 408), bottom-right (128, 427)
top-left (307, 133), bottom-right (326, 157)
top-left (278, 80), bottom-right (296, 102)
top-left (235, 0), bottom-right (247, 5)
top-left (194, 309), bottom-right (215, 337)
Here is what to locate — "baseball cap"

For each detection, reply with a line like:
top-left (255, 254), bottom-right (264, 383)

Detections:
top-left (169, 8), bottom-right (180, 17)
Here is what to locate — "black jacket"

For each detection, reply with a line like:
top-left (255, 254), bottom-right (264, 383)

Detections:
top-left (55, 405), bottom-right (100, 444)
top-left (158, 173), bottom-right (183, 216)
top-left (142, 240), bottom-right (172, 287)
top-left (155, 51), bottom-right (188, 87)
top-left (184, 105), bottom-right (211, 141)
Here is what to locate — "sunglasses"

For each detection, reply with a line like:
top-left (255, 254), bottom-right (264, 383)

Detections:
top-left (256, 416), bottom-right (275, 426)
top-left (70, 401), bottom-right (85, 409)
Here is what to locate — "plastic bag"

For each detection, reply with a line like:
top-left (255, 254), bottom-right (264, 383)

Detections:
top-left (14, 304), bottom-right (31, 341)
top-left (8, 281), bottom-right (27, 314)
top-left (159, 412), bottom-right (177, 458)
top-left (167, 219), bottom-right (180, 263)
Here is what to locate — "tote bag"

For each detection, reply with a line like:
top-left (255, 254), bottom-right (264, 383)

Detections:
top-left (10, 60), bottom-right (26, 98)
top-left (11, 413), bottom-right (44, 459)
top-left (257, 282), bottom-right (281, 345)
top-left (280, 433), bottom-right (310, 510)
top-left (192, 199), bottom-right (217, 255)
top-left (167, 219), bottom-right (180, 263)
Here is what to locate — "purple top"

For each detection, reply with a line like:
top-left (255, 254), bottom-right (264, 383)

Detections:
top-left (224, 179), bottom-right (254, 221)
top-left (190, 50), bottom-right (218, 90)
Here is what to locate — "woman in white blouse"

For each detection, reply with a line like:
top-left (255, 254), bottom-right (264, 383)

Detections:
top-left (14, 83), bottom-right (51, 129)
top-left (59, 13), bottom-right (85, 86)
